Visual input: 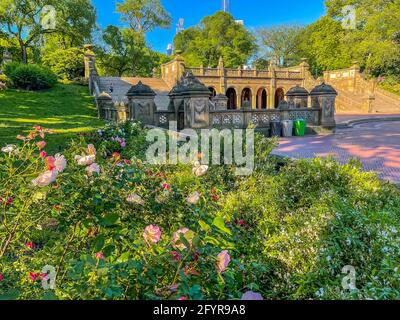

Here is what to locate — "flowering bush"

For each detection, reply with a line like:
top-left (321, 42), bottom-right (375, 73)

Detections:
top-left (0, 122), bottom-right (400, 300)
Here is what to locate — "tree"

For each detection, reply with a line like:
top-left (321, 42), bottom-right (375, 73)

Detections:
top-left (0, 0), bottom-right (97, 64)
top-left (50, 0), bottom-right (96, 49)
top-left (296, 16), bottom-right (352, 75)
top-left (116, 0), bottom-right (171, 34)
top-left (95, 25), bottom-right (169, 77)
top-left (256, 25), bottom-right (304, 67)
top-left (96, 26), bottom-right (135, 77)
top-left (0, 0), bottom-right (52, 63)
top-left (320, 0), bottom-right (400, 76)
top-left (173, 11), bottom-right (256, 68)
top-left (41, 47), bottom-right (84, 80)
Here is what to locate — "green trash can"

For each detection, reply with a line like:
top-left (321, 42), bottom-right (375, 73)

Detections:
top-left (294, 119), bottom-right (306, 136)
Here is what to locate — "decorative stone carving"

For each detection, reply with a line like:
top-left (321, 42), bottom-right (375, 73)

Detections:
top-left (310, 82), bottom-right (337, 128)
top-left (126, 81), bottom-right (156, 125)
top-left (286, 85), bottom-right (309, 108)
top-left (96, 91), bottom-right (113, 120)
top-left (169, 70), bottom-right (211, 129)
top-left (211, 94), bottom-right (229, 111)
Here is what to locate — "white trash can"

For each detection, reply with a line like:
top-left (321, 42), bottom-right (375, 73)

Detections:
top-left (281, 120), bottom-right (294, 137)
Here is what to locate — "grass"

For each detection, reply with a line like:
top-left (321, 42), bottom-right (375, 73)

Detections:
top-left (0, 84), bottom-right (104, 153)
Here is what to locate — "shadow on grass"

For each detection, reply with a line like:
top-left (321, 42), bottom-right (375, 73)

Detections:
top-left (0, 84), bottom-right (105, 153)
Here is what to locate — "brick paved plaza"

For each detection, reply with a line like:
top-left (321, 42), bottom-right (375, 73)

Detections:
top-left (273, 118), bottom-right (400, 184)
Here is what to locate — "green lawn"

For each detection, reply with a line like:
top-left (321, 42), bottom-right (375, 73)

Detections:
top-left (0, 84), bottom-right (104, 153)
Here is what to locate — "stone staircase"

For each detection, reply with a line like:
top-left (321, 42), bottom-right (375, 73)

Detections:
top-left (335, 88), bottom-right (400, 114)
top-left (98, 77), bottom-right (171, 110)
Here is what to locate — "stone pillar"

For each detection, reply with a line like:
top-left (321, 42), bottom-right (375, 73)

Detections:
top-left (310, 83), bottom-right (337, 128)
top-left (84, 44), bottom-right (96, 79)
top-left (286, 86), bottom-right (309, 108)
top-left (367, 94), bottom-right (376, 113)
top-left (237, 66), bottom-right (242, 77)
top-left (300, 58), bottom-right (311, 86)
top-left (96, 92), bottom-right (113, 120)
top-left (211, 94), bottom-right (228, 111)
top-left (169, 70), bottom-right (211, 129)
top-left (268, 61), bottom-right (276, 109)
top-left (351, 61), bottom-right (360, 93)
top-left (126, 81), bottom-right (157, 125)
top-left (218, 57), bottom-right (226, 95)
top-left (252, 91), bottom-right (257, 109)
top-left (161, 51), bottom-right (186, 87)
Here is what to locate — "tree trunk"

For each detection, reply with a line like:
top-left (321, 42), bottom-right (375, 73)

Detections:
top-left (20, 43), bottom-right (28, 64)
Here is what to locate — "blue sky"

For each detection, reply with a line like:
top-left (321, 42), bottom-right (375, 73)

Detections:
top-left (92, 0), bottom-right (326, 53)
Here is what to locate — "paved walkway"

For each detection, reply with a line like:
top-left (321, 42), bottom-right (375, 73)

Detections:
top-left (272, 118), bottom-right (400, 184)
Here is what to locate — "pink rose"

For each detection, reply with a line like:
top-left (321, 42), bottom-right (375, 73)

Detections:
top-left (192, 164), bottom-right (209, 177)
top-left (45, 156), bottom-right (56, 171)
top-left (216, 250), bottom-right (231, 273)
top-left (178, 296), bottom-right (187, 300)
top-left (26, 242), bottom-right (34, 249)
top-left (0, 274), bottom-right (3, 281)
top-left (143, 225), bottom-right (161, 244)
top-left (186, 192), bottom-right (200, 205)
top-left (162, 183), bottom-right (171, 190)
top-left (95, 252), bottom-right (105, 260)
top-left (36, 141), bottom-right (46, 149)
top-left (39, 151), bottom-right (47, 158)
top-left (29, 272), bottom-right (37, 281)
top-left (54, 154), bottom-right (67, 172)
top-left (241, 291), bottom-right (263, 300)
top-left (86, 163), bottom-right (100, 176)
top-left (75, 154), bottom-right (96, 166)
top-left (32, 170), bottom-right (58, 187)
top-left (171, 251), bottom-right (181, 261)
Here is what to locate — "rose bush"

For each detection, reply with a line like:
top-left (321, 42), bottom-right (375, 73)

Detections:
top-left (0, 121), bottom-right (399, 300)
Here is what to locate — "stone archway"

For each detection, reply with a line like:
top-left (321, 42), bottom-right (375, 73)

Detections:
top-left (256, 88), bottom-right (267, 109)
top-left (274, 88), bottom-right (285, 108)
top-left (226, 88), bottom-right (237, 109)
top-left (208, 87), bottom-right (216, 99)
top-left (241, 88), bottom-right (252, 108)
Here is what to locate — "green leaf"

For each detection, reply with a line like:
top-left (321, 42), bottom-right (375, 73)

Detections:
top-left (212, 216), bottom-right (232, 235)
top-left (94, 234), bottom-right (105, 252)
top-left (103, 244), bottom-right (115, 256)
top-left (100, 213), bottom-right (119, 226)
top-left (204, 236), bottom-right (221, 246)
top-left (198, 220), bottom-right (211, 233)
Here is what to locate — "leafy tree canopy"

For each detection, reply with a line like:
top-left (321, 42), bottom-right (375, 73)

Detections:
top-left (256, 25), bottom-right (304, 67)
top-left (116, 0), bottom-right (171, 33)
top-left (95, 25), bottom-right (170, 77)
top-left (174, 11), bottom-right (257, 68)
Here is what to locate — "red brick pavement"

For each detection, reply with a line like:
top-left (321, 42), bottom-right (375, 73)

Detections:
top-left (272, 121), bottom-right (400, 184)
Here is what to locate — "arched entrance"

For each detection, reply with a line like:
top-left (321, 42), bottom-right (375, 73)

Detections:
top-left (274, 88), bottom-right (285, 108)
top-left (226, 88), bottom-right (237, 109)
top-left (208, 87), bottom-right (216, 99)
top-left (241, 88), bottom-right (252, 108)
top-left (256, 88), bottom-right (267, 109)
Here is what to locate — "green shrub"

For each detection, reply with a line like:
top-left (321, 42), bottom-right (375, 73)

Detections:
top-left (0, 123), bottom-right (399, 300)
top-left (7, 64), bottom-right (57, 90)
top-left (0, 74), bottom-right (10, 88)
top-left (3, 62), bottom-right (21, 78)
top-left (378, 75), bottom-right (400, 96)
top-left (42, 48), bottom-right (84, 81)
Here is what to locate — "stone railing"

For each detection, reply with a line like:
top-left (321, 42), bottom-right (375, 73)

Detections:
top-left (155, 106), bottom-right (322, 132)
top-left (209, 108), bottom-right (320, 131)
top-left (186, 67), bottom-right (303, 80)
